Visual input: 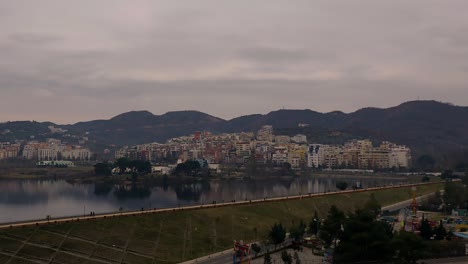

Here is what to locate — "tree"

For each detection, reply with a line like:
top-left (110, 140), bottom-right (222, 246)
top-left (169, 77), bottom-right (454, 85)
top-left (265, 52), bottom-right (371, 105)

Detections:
top-left (269, 223), bottom-right (286, 248)
top-left (421, 176), bottom-right (430, 182)
top-left (419, 218), bottom-right (432, 240)
top-left (281, 251), bottom-right (292, 264)
top-left (334, 209), bottom-right (394, 263)
top-left (130, 160), bottom-right (152, 174)
top-left (174, 160), bottom-right (201, 177)
top-left (94, 162), bottom-right (112, 176)
top-left (290, 220), bottom-right (306, 241)
top-left (392, 231), bottom-right (426, 264)
top-left (263, 253), bottom-right (272, 264)
top-left (115, 157), bottom-right (130, 174)
top-left (309, 211), bottom-right (320, 236)
top-left (335, 181), bottom-right (348, 191)
top-left (434, 220), bottom-right (447, 240)
top-left (319, 205), bottom-right (345, 247)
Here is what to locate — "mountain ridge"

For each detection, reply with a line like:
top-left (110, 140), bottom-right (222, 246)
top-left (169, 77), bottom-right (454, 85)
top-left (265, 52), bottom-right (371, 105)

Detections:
top-left (1, 100), bottom-right (467, 166)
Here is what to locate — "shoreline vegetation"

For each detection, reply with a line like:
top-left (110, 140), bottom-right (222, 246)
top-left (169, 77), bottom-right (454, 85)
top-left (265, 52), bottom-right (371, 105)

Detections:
top-left (0, 164), bottom-right (427, 182)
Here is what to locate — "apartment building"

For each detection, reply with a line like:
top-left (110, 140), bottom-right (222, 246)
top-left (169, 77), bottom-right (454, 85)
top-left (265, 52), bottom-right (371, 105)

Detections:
top-left (256, 125), bottom-right (273, 142)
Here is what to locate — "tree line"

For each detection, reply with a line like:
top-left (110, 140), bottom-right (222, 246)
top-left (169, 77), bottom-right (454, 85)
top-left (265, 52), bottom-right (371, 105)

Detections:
top-left (263, 192), bottom-right (465, 264)
top-left (94, 157), bottom-right (152, 176)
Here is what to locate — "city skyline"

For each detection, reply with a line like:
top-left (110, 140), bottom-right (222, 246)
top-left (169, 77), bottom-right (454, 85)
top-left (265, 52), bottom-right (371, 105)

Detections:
top-left (1, 1), bottom-right (468, 123)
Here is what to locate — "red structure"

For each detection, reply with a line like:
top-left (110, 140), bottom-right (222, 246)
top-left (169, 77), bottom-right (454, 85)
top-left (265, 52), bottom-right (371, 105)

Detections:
top-left (232, 241), bottom-right (251, 264)
top-left (411, 187), bottom-right (418, 217)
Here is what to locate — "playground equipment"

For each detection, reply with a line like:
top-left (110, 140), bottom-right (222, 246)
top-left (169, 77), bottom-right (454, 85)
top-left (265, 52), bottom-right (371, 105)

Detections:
top-left (232, 240), bottom-right (251, 264)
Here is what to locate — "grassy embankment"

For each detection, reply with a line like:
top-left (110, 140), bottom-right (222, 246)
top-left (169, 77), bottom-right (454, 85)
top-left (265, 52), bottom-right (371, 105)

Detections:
top-left (0, 166), bottom-right (94, 180)
top-left (0, 183), bottom-right (443, 264)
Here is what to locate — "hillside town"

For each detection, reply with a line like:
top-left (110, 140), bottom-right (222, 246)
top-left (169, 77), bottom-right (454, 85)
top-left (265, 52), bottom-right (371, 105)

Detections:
top-left (0, 139), bottom-right (92, 162)
top-left (0, 125), bottom-right (412, 170)
top-left (115, 125), bottom-right (412, 170)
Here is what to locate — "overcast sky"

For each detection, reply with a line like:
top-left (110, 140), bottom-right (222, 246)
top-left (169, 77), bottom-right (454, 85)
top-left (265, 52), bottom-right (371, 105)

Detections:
top-left (1, 0), bottom-right (467, 124)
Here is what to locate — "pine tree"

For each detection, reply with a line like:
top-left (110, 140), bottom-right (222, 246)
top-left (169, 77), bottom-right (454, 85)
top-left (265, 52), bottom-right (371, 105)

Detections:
top-left (419, 218), bottom-right (432, 240)
top-left (434, 220), bottom-right (447, 240)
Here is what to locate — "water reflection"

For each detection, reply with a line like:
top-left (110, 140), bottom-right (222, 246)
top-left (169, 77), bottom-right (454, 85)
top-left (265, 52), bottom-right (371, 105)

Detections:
top-left (113, 184), bottom-right (151, 200)
top-left (174, 181), bottom-right (211, 201)
top-left (0, 175), bottom-right (410, 223)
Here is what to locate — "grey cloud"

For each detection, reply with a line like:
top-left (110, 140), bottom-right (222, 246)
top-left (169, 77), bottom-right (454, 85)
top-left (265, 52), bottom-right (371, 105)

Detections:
top-left (7, 33), bottom-right (62, 45)
top-left (0, 0), bottom-right (468, 123)
top-left (239, 47), bottom-right (313, 63)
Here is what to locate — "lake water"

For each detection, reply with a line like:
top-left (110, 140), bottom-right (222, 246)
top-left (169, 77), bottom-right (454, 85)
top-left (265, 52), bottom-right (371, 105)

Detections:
top-left (0, 175), bottom-right (413, 223)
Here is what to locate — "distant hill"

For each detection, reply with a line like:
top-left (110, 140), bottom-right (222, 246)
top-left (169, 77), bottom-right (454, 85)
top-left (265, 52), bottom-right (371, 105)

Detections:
top-left (62, 110), bottom-right (226, 146)
top-left (1, 101), bottom-right (467, 167)
top-left (224, 101), bottom-right (468, 164)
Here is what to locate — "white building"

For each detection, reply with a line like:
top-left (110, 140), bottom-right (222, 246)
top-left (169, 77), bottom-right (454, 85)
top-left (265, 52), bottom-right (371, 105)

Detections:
top-left (271, 146), bottom-right (288, 165)
top-left (389, 146), bottom-right (411, 168)
top-left (291, 134), bottom-right (307, 144)
top-left (38, 147), bottom-right (59, 161)
top-left (307, 144), bottom-right (326, 168)
top-left (61, 148), bottom-right (91, 160)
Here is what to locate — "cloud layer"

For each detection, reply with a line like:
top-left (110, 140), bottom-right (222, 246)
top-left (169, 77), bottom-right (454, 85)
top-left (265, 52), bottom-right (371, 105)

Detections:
top-left (1, 0), bottom-right (467, 124)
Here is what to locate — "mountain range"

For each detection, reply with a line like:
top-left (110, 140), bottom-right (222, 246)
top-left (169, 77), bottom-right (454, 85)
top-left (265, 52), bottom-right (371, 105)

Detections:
top-left (1, 100), bottom-right (468, 167)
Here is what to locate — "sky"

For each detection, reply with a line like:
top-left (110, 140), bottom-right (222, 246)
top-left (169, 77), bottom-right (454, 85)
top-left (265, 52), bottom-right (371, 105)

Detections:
top-left (1, 0), bottom-right (468, 124)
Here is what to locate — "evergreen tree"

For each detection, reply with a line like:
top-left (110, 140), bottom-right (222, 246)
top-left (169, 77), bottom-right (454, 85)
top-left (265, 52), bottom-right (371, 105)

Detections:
top-left (434, 220), bottom-right (447, 240)
top-left (269, 223), bottom-right (286, 248)
top-left (319, 205), bottom-right (345, 247)
top-left (94, 162), bottom-right (112, 176)
top-left (419, 218), bottom-right (432, 240)
top-left (334, 209), bottom-right (394, 263)
top-left (309, 211), bottom-right (320, 236)
top-left (392, 231), bottom-right (426, 264)
top-left (290, 220), bottom-right (306, 241)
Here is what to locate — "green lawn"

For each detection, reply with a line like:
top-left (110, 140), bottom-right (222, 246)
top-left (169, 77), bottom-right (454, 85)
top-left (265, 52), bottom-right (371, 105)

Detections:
top-left (0, 183), bottom-right (444, 264)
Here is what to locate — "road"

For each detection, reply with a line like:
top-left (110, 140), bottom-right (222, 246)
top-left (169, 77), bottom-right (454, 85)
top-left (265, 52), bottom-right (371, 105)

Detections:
top-left (381, 191), bottom-right (439, 212)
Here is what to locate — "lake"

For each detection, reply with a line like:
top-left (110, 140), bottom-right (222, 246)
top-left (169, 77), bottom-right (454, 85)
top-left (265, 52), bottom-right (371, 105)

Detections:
top-left (0, 175), bottom-right (413, 223)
